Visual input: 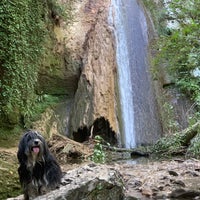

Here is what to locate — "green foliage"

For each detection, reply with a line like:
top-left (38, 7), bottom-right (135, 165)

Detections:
top-left (92, 135), bottom-right (107, 164)
top-left (156, 0), bottom-right (200, 106)
top-left (24, 95), bottom-right (65, 128)
top-left (0, 156), bottom-right (21, 199)
top-left (187, 131), bottom-right (200, 157)
top-left (0, 0), bottom-right (48, 124)
top-left (153, 132), bottom-right (184, 156)
top-left (188, 110), bottom-right (200, 127)
top-left (47, 0), bottom-right (74, 25)
top-left (0, 0), bottom-right (73, 127)
top-left (0, 126), bottom-right (22, 148)
top-left (153, 121), bottom-right (200, 157)
top-left (162, 101), bottom-right (179, 134)
top-left (142, 0), bottom-right (168, 35)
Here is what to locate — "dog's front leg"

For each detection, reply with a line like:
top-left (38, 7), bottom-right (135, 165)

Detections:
top-left (39, 185), bottom-right (47, 195)
top-left (24, 182), bottom-right (38, 200)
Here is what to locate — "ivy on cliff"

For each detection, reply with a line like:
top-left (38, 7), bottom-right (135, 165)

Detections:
top-left (0, 0), bottom-right (73, 126)
top-left (0, 0), bottom-right (48, 124)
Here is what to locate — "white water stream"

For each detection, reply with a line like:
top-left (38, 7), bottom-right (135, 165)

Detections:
top-left (109, 0), bottom-right (135, 148)
top-left (109, 0), bottom-right (162, 148)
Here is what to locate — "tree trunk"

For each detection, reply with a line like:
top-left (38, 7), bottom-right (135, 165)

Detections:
top-left (179, 121), bottom-right (200, 146)
top-left (153, 121), bottom-right (200, 155)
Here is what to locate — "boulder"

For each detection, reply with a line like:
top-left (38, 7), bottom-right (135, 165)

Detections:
top-left (8, 164), bottom-right (125, 200)
top-left (170, 188), bottom-right (200, 199)
top-left (36, 164), bottom-right (124, 200)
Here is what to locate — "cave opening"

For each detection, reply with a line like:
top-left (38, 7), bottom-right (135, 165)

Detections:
top-left (72, 117), bottom-right (118, 145)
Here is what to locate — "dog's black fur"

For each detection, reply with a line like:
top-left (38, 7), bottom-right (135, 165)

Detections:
top-left (17, 130), bottom-right (62, 200)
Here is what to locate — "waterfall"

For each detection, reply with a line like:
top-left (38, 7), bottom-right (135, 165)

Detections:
top-left (109, 0), bottom-right (162, 148)
top-left (109, 0), bottom-right (135, 148)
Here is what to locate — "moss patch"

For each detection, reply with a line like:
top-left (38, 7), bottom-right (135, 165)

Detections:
top-left (24, 95), bottom-right (66, 128)
top-left (0, 127), bottom-right (22, 148)
top-left (0, 151), bottom-right (21, 199)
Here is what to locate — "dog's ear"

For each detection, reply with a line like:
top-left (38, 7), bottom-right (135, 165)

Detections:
top-left (17, 135), bottom-right (27, 164)
top-left (43, 139), bottom-right (51, 158)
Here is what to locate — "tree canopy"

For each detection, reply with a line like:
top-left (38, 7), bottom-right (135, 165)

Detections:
top-left (158, 0), bottom-right (200, 106)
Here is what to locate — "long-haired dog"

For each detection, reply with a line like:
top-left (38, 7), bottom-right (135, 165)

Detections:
top-left (17, 130), bottom-right (62, 200)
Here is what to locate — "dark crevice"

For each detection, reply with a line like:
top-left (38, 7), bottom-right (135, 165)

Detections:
top-left (72, 117), bottom-right (118, 145)
top-left (73, 127), bottom-right (90, 143)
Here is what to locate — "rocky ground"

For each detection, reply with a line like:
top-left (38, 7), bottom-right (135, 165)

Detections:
top-left (2, 134), bottom-right (200, 200)
top-left (114, 158), bottom-right (200, 199)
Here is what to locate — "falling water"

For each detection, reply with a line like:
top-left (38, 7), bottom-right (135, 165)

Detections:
top-left (109, 0), bottom-right (135, 148)
top-left (109, 0), bottom-right (162, 148)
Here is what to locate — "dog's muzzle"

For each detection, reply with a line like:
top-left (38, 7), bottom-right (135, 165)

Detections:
top-left (31, 139), bottom-right (41, 154)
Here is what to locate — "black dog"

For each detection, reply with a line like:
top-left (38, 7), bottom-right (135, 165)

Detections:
top-left (17, 130), bottom-right (62, 200)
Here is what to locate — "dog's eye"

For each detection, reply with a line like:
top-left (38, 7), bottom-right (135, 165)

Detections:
top-left (24, 132), bottom-right (33, 141)
top-left (26, 135), bottom-right (33, 142)
top-left (36, 133), bottom-right (44, 141)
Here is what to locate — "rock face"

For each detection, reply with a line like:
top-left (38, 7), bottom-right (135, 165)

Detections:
top-left (68, 0), bottom-right (120, 144)
top-left (33, 0), bottom-right (120, 144)
top-left (35, 164), bottom-right (124, 200)
top-left (37, 1), bottom-right (81, 96)
top-left (31, 101), bottom-right (72, 138)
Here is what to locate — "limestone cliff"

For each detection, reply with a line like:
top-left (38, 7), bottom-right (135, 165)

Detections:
top-left (36, 0), bottom-right (81, 96)
top-left (67, 0), bottom-right (120, 144)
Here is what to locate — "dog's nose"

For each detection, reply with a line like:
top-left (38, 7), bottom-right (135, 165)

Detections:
top-left (34, 139), bottom-right (40, 145)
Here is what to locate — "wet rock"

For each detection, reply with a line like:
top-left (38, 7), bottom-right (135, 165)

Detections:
top-left (124, 197), bottom-right (139, 200)
top-left (132, 180), bottom-right (142, 188)
top-left (195, 168), bottom-right (200, 172)
top-left (158, 185), bottom-right (164, 191)
top-left (174, 159), bottom-right (185, 163)
top-left (185, 170), bottom-right (199, 177)
top-left (141, 188), bottom-right (153, 197)
top-left (172, 180), bottom-right (186, 187)
top-left (170, 188), bottom-right (200, 199)
top-left (168, 170), bottom-right (179, 176)
top-left (160, 175), bottom-right (170, 180)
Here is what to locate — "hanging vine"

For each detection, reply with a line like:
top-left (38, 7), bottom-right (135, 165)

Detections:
top-left (0, 0), bottom-right (73, 127)
top-left (0, 0), bottom-right (48, 123)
